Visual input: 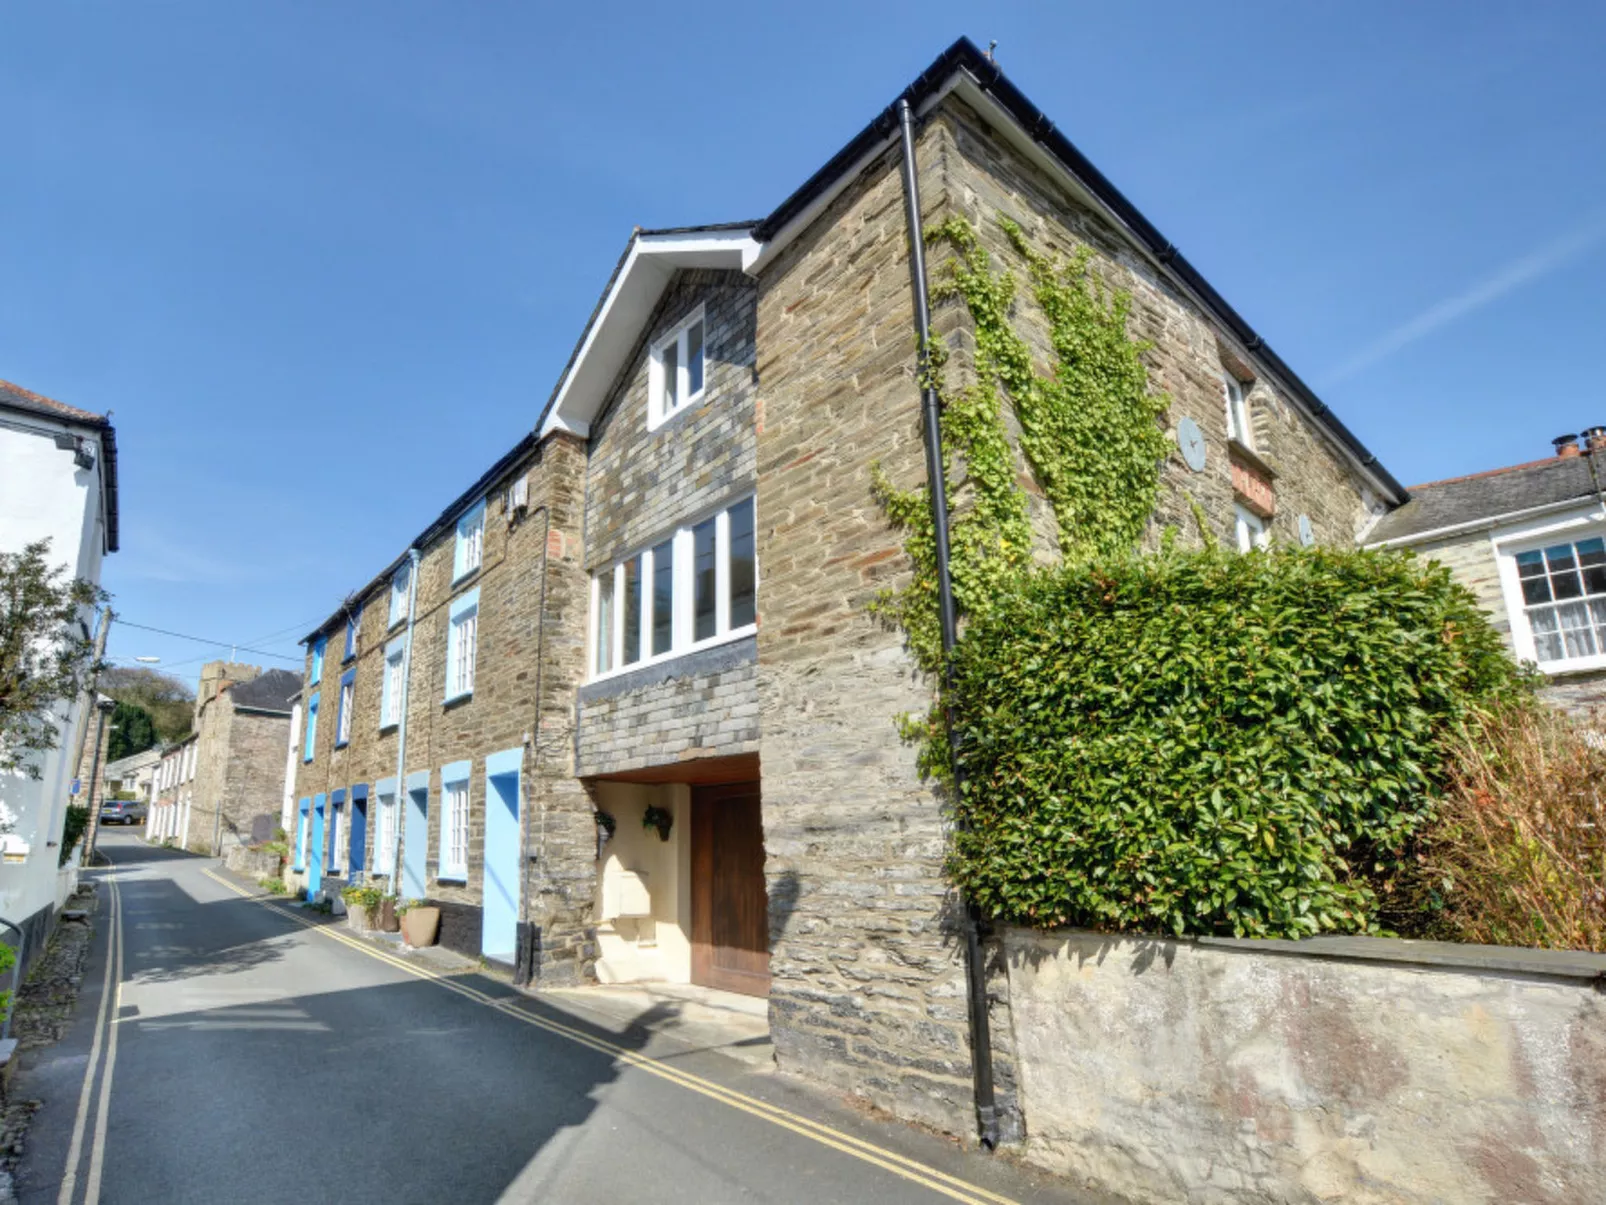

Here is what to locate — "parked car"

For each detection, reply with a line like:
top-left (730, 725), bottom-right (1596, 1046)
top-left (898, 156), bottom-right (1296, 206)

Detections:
top-left (99, 798), bottom-right (148, 825)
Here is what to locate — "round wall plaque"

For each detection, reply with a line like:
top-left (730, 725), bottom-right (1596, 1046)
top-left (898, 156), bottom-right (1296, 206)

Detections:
top-left (1298, 514), bottom-right (1315, 547)
top-left (1177, 417), bottom-right (1206, 472)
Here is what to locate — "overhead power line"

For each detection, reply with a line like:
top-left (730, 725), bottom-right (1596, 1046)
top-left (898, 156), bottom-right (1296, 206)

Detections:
top-left (113, 619), bottom-right (303, 664)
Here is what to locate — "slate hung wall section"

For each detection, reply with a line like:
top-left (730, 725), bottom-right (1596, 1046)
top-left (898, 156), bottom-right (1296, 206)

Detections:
top-left (577, 269), bottom-right (761, 776)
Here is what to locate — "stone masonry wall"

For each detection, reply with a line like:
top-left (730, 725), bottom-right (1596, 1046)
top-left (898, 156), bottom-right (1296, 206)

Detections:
top-left (753, 118), bottom-right (980, 1137)
top-left (938, 96), bottom-right (1385, 555)
top-left (296, 433), bottom-right (595, 976)
top-left (751, 96), bottom-right (1394, 1142)
top-left (1003, 929), bottom-right (1606, 1205)
top-left (185, 674), bottom-right (284, 856)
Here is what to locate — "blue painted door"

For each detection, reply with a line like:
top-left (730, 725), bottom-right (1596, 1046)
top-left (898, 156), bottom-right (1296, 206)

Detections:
top-left (350, 790), bottom-right (368, 877)
top-left (402, 785), bottom-right (428, 900)
top-left (482, 760), bottom-right (520, 961)
top-left (308, 794), bottom-right (327, 897)
top-left (294, 798), bottom-right (310, 870)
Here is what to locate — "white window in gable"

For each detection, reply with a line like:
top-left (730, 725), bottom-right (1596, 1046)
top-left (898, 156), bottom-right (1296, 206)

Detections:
top-left (647, 306), bottom-right (706, 430)
top-left (445, 589), bottom-right (479, 701)
top-left (1234, 505), bottom-right (1269, 553)
top-left (381, 636), bottom-right (407, 728)
top-left (1223, 372), bottom-right (1252, 447)
top-left (591, 495), bottom-right (756, 679)
top-left (389, 563), bottom-right (411, 628)
top-left (454, 501), bottom-right (485, 581)
top-left (1515, 537), bottom-right (1606, 664)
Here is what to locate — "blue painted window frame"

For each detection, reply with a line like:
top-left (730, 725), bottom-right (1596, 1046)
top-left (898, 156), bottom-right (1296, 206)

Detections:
top-left (343, 615), bottom-right (359, 663)
top-left (335, 668), bottom-right (356, 748)
top-left (293, 797), bottom-right (311, 870)
top-left (388, 563), bottom-right (411, 629)
top-left (310, 636), bottom-right (326, 685)
top-left (303, 692), bottom-right (320, 762)
top-left (453, 500), bottom-right (486, 583)
top-left (444, 588), bottom-right (480, 703)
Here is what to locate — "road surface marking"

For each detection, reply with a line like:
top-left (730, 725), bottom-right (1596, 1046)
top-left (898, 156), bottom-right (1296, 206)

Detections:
top-left (56, 873), bottom-right (119, 1205)
top-left (200, 868), bottom-right (1016, 1205)
top-left (83, 872), bottom-right (125, 1204)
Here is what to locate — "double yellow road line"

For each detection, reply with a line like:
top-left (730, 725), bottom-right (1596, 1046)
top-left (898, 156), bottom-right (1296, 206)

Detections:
top-left (57, 873), bottom-right (123, 1205)
top-left (201, 867), bottom-right (1018, 1205)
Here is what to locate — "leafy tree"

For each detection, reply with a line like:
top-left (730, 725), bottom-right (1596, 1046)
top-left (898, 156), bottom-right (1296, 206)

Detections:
top-left (0, 540), bottom-right (107, 780)
top-left (99, 666), bottom-right (194, 743)
top-left (106, 700), bottom-right (159, 761)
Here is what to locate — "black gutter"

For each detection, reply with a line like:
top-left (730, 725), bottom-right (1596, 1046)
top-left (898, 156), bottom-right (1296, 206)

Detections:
top-left (100, 421), bottom-right (120, 553)
top-left (898, 98), bottom-right (1000, 1150)
top-left (753, 37), bottom-right (1406, 504)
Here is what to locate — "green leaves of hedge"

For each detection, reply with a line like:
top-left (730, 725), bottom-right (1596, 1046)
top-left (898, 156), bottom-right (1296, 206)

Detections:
top-left (945, 546), bottom-right (1527, 939)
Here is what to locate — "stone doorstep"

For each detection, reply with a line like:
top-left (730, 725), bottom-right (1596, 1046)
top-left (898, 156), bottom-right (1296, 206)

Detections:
top-left (537, 982), bottom-right (774, 1071)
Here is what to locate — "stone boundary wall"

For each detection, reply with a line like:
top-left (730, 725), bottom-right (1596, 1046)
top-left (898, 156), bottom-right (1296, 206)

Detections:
top-left (224, 845), bottom-right (283, 881)
top-left (1003, 928), bottom-right (1606, 1204)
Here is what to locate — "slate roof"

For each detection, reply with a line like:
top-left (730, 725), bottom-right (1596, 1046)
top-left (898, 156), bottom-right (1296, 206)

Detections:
top-left (228, 669), bottom-right (301, 714)
top-left (1366, 455), bottom-right (1601, 545)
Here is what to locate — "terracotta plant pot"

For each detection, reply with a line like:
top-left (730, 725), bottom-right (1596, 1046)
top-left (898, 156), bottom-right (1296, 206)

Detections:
top-left (346, 904), bottom-right (376, 932)
top-left (379, 897), bottom-right (400, 932)
top-left (400, 905), bottom-right (440, 948)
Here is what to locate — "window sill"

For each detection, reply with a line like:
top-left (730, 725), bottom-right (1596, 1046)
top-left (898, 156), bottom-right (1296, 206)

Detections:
top-left (335, 740), bottom-right (349, 750)
top-left (379, 722), bottom-right (398, 734)
top-left (1536, 657), bottom-right (1606, 678)
top-left (451, 566), bottom-right (481, 589)
top-left (646, 389), bottom-right (708, 435)
top-left (587, 624), bottom-right (757, 687)
top-left (435, 876), bottom-right (467, 886)
top-left (443, 690), bottom-right (473, 709)
top-left (388, 617), bottom-right (406, 631)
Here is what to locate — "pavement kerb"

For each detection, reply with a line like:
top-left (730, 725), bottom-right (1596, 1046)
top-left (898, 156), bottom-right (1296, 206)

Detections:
top-left (199, 865), bottom-right (1020, 1205)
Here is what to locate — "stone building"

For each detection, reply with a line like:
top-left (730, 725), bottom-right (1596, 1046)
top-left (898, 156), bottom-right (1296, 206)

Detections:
top-left (1366, 431), bottom-right (1606, 712)
top-left (151, 662), bottom-right (298, 854)
top-left (101, 747), bottom-right (162, 803)
top-left (291, 38), bottom-right (1406, 1141)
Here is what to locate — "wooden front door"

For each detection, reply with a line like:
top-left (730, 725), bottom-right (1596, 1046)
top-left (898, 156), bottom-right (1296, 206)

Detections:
top-left (691, 782), bottom-right (770, 997)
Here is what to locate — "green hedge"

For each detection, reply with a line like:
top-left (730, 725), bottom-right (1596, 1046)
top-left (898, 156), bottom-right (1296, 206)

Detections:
top-left (946, 545), bottom-right (1527, 938)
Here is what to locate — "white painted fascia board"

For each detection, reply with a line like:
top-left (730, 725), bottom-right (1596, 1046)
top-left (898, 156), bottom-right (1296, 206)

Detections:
top-left (539, 230), bottom-right (759, 439)
top-left (1364, 496), bottom-right (1603, 549)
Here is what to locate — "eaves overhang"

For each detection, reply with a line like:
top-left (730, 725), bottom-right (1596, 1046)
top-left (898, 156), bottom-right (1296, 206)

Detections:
top-left (536, 228), bottom-right (762, 440)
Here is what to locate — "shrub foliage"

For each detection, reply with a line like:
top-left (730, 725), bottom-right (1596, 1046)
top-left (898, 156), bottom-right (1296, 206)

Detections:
top-left (945, 546), bottom-right (1527, 938)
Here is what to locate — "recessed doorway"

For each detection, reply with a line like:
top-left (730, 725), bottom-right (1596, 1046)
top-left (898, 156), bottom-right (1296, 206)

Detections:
top-left (690, 781), bottom-right (769, 997)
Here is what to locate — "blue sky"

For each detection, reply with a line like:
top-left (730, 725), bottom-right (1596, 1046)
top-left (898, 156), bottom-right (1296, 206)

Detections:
top-left (3, 3), bottom-right (1604, 686)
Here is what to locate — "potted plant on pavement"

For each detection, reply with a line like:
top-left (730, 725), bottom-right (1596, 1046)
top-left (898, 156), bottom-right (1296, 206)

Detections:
top-left (397, 897), bottom-right (440, 948)
top-left (341, 885), bottom-right (384, 932)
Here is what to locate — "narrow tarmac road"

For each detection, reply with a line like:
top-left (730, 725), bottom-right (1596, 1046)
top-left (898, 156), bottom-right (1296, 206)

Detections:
top-left (16, 834), bottom-right (1090, 1205)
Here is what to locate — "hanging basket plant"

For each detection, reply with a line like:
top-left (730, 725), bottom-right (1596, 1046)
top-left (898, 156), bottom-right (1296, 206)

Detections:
top-left (642, 806), bottom-right (673, 842)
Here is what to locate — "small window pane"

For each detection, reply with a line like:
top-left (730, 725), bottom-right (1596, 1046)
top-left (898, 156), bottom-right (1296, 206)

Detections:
top-left (596, 573), bottom-right (614, 674)
top-left (623, 555), bottom-right (642, 665)
top-left (1578, 538), bottom-right (1606, 562)
top-left (1521, 575), bottom-right (1553, 605)
top-left (662, 340), bottom-right (679, 412)
top-left (1530, 607), bottom-right (1563, 661)
top-left (1545, 544), bottom-right (1578, 572)
top-left (652, 540), bottom-right (674, 655)
top-left (1558, 600), bottom-right (1597, 658)
top-left (728, 498), bottom-right (756, 629)
top-left (687, 321), bottom-right (704, 396)
top-left (1553, 568), bottom-right (1584, 600)
top-left (693, 517), bottom-right (717, 641)
top-left (1516, 550), bottom-right (1545, 576)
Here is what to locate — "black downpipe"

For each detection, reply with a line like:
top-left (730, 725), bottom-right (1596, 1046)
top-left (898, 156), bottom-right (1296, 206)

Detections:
top-left (897, 98), bottom-right (1000, 1150)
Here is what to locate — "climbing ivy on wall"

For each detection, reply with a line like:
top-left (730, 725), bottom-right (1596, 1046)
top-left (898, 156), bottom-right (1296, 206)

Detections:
top-left (871, 213), bottom-right (1170, 670)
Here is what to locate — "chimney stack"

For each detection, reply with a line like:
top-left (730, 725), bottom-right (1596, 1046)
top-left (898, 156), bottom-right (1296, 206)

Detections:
top-left (1585, 426), bottom-right (1606, 454)
top-left (1554, 434), bottom-right (1582, 458)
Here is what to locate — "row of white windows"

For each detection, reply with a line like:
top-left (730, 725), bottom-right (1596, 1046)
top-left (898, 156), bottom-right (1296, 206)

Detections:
top-left (591, 495), bottom-right (756, 678)
top-left (336, 776), bottom-right (470, 880)
top-left (156, 745), bottom-right (196, 792)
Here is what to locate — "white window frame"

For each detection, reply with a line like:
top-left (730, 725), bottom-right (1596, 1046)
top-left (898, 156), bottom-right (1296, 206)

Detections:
top-left (588, 494), bottom-right (757, 682)
top-left (1224, 372), bottom-right (1252, 448)
top-left (453, 500), bottom-right (486, 582)
top-left (646, 305), bottom-right (707, 431)
top-left (328, 801), bottom-right (343, 873)
top-left (388, 563), bottom-right (411, 628)
top-left (439, 765), bottom-right (471, 880)
top-left (336, 676), bottom-right (355, 746)
top-left (445, 589), bottom-right (479, 702)
top-left (1493, 504), bottom-right (1606, 673)
top-left (1234, 505), bottom-right (1270, 553)
top-left (381, 635), bottom-right (407, 728)
top-left (374, 786), bottom-right (397, 875)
